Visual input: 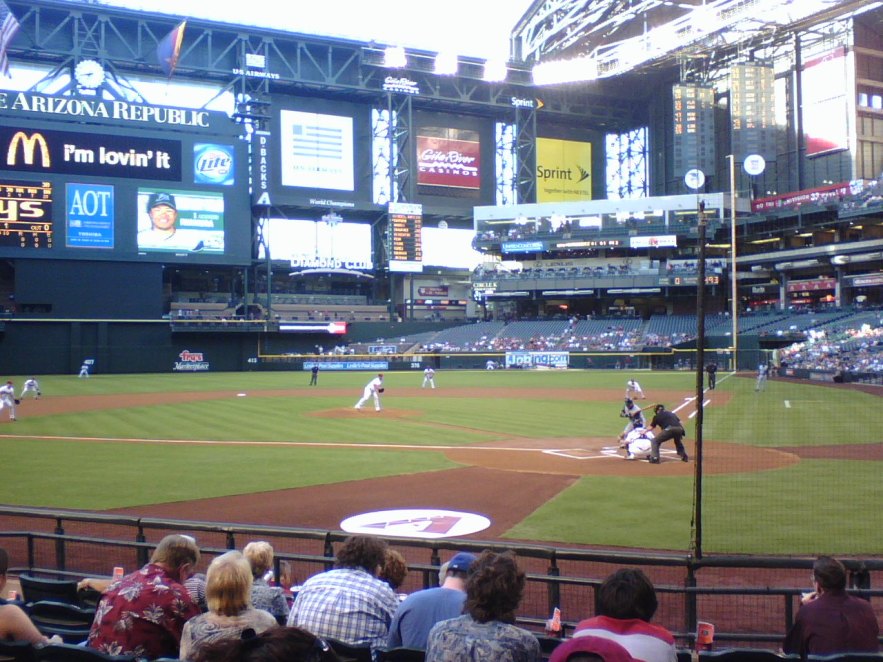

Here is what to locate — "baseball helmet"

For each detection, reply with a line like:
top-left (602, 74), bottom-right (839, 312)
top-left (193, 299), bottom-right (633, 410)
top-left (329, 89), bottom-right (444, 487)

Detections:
top-left (625, 398), bottom-right (634, 407)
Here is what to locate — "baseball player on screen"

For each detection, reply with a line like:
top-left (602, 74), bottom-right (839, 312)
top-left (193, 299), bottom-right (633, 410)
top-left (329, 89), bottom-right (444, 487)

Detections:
top-left (355, 373), bottom-right (384, 411)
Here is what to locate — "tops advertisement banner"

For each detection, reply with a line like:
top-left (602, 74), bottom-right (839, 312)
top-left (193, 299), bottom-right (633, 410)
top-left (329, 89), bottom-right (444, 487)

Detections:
top-left (536, 138), bottom-right (592, 203)
top-left (416, 128), bottom-right (480, 190)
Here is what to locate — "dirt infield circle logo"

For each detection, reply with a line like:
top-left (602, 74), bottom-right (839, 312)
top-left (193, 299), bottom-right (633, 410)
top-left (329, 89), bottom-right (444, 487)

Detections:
top-left (341, 508), bottom-right (491, 539)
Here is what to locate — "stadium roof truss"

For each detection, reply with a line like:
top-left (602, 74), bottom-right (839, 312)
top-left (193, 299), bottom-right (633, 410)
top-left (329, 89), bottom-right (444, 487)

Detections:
top-left (515, 0), bottom-right (883, 84)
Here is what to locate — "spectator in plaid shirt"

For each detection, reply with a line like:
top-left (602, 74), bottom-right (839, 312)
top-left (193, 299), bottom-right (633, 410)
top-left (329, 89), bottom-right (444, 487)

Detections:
top-left (286, 535), bottom-right (399, 654)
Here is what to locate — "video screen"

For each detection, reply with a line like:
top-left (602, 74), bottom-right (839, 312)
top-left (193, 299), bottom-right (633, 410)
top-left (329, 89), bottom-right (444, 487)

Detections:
top-left (137, 188), bottom-right (225, 254)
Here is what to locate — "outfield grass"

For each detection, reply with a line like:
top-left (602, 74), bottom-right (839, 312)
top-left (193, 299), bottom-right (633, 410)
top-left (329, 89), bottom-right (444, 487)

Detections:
top-left (0, 369), bottom-right (878, 554)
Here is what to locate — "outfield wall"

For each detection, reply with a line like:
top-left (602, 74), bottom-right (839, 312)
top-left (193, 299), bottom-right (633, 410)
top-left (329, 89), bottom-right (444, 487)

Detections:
top-left (0, 319), bottom-right (769, 374)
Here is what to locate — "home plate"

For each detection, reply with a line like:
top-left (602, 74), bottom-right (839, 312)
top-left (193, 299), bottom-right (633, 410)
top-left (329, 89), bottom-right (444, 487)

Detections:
top-left (544, 448), bottom-right (609, 460)
top-left (236, 393), bottom-right (247, 397)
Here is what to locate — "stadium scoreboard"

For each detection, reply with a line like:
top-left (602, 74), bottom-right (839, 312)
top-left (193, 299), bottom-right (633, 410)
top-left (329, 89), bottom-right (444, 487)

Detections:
top-left (387, 201), bottom-right (423, 272)
top-left (0, 180), bottom-right (53, 249)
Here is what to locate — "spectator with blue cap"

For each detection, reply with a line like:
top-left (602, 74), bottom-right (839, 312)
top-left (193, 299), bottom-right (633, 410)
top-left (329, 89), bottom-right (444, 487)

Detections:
top-left (387, 552), bottom-right (477, 650)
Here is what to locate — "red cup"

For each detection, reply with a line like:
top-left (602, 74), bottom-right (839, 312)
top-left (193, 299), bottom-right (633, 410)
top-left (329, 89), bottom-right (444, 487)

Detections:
top-left (697, 621), bottom-right (715, 650)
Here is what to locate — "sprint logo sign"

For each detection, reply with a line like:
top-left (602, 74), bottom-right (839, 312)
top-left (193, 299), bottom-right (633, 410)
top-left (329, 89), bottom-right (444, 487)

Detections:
top-left (536, 137), bottom-right (592, 202)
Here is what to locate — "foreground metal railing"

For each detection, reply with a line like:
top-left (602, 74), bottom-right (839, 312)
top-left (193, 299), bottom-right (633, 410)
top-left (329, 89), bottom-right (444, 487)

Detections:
top-left (1, 506), bottom-right (881, 648)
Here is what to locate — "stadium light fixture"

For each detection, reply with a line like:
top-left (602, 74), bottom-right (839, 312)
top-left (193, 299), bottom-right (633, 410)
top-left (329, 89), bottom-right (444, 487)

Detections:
top-left (434, 51), bottom-right (459, 75)
top-left (533, 56), bottom-right (599, 86)
top-left (383, 46), bottom-right (407, 68)
top-left (483, 59), bottom-right (508, 82)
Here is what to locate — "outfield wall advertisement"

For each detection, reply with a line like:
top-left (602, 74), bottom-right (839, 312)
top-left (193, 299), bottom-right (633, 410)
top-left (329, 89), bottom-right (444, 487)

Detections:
top-left (505, 351), bottom-right (570, 369)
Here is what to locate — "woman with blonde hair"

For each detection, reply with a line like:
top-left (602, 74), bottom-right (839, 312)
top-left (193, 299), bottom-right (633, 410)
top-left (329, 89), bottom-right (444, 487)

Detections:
top-left (243, 541), bottom-right (290, 621)
top-left (180, 551), bottom-right (278, 660)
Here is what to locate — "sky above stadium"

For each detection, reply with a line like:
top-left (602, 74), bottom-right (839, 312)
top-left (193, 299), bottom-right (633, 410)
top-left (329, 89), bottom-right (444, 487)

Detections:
top-left (92, 0), bottom-right (535, 61)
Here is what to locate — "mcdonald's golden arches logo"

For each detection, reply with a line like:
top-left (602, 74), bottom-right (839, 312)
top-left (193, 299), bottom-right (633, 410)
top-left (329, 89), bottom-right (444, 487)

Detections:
top-left (6, 132), bottom-right (51, 168)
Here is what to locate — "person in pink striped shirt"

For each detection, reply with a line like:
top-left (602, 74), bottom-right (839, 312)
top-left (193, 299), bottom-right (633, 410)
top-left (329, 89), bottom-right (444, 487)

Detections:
top-left (571, 568), bottom-right (676, 662)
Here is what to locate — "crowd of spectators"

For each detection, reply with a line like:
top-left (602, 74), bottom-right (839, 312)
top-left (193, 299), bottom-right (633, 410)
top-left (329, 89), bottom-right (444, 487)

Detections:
top-left (2, 538), bottom-right (880, 662)
top-left (778, 320), bottom-right (883, 374)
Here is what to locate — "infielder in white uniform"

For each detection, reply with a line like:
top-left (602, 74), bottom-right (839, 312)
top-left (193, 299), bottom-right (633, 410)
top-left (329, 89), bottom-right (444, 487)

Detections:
top-left (20, 377), bottom-right (42, 400)
top-left (78, 362), bottom-right (91, 378)
top-left (620, 427), bottom-right (655, 460)
top-left (626, 379), bottom-right (646, 400)
top-left (422, 367), bottom-right (436, 389)
top-left (0, 380), bottom-right (17, 421)
top-left (355, 373), bottom-right (384, 411)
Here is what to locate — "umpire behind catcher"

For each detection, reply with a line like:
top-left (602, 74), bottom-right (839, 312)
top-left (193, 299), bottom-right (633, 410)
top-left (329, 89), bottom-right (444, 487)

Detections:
top-left (644, 404), bottom-right (688, 464)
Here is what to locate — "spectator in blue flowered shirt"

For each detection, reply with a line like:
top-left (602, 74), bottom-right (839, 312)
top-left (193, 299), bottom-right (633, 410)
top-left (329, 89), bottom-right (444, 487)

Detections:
top-left (426, 549), bottom-right (540, 662)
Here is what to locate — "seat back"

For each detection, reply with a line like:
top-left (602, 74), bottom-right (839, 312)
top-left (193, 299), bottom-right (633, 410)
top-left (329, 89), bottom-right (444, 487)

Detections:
top-left (33, 644), bottom-right (134, 662)
top-left (699, 649), bottom-right (798, 662)
top-left (377, 648), bottom-right (426, 662)
top-left (325, 637), bottom-right (373, 662)
top-left (18, 575), bottom-right (81, 606)
top-left (0, 641), bottom-right (37, 662)
top-left (26, 601), bottom-right (96, 645)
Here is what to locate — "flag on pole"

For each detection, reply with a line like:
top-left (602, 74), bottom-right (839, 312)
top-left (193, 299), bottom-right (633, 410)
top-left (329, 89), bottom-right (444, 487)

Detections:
top-left (0, 0), bottom-right (21, 78)
top-left (156, 20), bottom-right (186, 78)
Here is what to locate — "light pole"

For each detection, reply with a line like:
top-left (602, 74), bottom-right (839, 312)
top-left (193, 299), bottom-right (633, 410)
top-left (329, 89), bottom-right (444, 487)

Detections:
top-left (727, 154), bottom-right (739, 370)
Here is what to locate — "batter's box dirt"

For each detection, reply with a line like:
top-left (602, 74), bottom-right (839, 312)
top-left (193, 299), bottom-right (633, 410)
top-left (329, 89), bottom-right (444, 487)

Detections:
top-left (444, 436), bottom-right (800, 476)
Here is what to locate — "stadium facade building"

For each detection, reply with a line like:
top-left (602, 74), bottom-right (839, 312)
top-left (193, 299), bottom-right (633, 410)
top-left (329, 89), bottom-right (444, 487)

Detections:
top-left (0, 0), bottom-right (881, 373)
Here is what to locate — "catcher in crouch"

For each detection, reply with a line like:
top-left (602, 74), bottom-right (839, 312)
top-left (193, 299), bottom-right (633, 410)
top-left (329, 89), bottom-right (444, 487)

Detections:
top-left (355, 373), bottom-right (384, 411)
top-left (620, 426), bottom-right (656, 461)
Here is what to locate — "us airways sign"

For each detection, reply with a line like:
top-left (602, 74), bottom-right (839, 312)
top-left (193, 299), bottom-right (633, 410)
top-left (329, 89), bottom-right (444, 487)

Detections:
top-left (1, 126), bottom-right (181, 180)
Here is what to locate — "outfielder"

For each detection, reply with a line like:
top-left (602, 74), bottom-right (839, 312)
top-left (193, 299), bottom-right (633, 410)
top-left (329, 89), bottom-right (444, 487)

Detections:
top-left (626, 378), bottom-right (646, 400)
top-left (20, 377), bottom-right (42, 400)
top-left (620, 426), bottom-right (656, 461)
top-left (618, 398), bottom-right (646, 441)
top-left (355, 373), bottom-right (384, 411)
top-left (0, 380), bottom-right (18, 421)
top-left (422, 367), bottom-right (436, 389)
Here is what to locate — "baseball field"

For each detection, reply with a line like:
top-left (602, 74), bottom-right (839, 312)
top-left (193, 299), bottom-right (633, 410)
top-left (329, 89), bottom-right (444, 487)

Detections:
top-left (0, 368), bottom-right (879, 556)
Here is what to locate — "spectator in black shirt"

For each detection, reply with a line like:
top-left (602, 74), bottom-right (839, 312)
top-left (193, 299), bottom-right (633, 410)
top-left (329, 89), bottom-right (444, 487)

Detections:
top-left (644, 404), bottom-right (688, 464)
